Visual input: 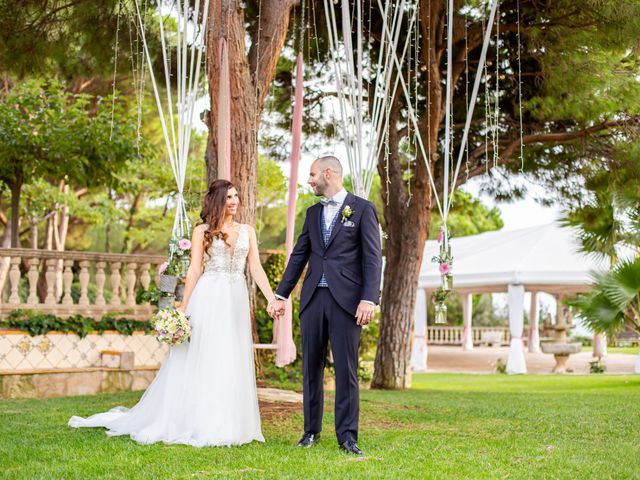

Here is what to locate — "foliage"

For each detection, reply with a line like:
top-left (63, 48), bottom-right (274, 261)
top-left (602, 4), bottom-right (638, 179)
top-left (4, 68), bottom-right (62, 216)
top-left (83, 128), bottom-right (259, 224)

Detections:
top-left (589, 359), bottom-right (606, 374)
top-left (136, 284), bottom-right (161, 305)
top-left (494, 358), bottom-right (507, 374)
top-left (2, 375), bottom-right (640, 479)
top-left (429, 191), bottom-right (504, 239)
top-left (570, 257), bottom-right (640, 337)
top-left (0, 0), bottom-right (159, 84)
top-left (2, 310), bottom-right (152, 338)
top-left (0, 79), bottom-right (153, 247)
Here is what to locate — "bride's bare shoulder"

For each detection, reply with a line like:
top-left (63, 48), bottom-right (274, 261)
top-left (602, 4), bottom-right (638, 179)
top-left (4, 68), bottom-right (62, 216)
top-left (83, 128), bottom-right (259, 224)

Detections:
top-left (193, 224), bottom-right (208, 236)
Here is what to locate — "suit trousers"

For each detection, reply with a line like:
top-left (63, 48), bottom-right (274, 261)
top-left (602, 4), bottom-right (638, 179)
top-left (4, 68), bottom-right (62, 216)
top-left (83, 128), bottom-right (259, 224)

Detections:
top-left (300, 287), bottom-right (361, 444)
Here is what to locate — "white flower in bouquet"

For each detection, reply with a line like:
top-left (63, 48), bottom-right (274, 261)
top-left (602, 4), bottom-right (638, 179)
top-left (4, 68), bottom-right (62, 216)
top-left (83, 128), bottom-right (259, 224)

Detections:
top-left (150, 308), bottom-right (191, 346)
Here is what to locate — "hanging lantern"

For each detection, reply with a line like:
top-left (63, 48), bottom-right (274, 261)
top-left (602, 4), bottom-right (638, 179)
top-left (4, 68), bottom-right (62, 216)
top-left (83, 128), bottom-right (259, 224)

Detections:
top-left (435, 303), bottom-right (448, 324)
top-left (441, 274), bottom-right (452, 291)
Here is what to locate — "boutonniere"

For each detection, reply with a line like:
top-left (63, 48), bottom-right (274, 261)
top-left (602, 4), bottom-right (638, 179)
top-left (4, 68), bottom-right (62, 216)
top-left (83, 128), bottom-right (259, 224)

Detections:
top-left (341, 205), bottom-right (354, 223)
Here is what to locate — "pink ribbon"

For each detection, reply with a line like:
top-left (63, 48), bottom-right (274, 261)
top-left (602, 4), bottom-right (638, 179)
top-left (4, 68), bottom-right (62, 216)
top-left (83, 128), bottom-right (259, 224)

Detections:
top-left (273, 53), bottom-right (304, 367)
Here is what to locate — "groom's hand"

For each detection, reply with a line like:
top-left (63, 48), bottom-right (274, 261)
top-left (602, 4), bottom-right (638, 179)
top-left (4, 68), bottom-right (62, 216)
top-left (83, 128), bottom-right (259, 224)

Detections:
top-left (355, 301), bottom-right (375, 326)
top-left (270, 299), bottom-right (286, 319)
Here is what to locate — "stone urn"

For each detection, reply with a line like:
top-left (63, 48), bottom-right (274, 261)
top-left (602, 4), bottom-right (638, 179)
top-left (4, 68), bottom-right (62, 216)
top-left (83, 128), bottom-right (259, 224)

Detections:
top-left (540, 298), bottom-right (582, 373)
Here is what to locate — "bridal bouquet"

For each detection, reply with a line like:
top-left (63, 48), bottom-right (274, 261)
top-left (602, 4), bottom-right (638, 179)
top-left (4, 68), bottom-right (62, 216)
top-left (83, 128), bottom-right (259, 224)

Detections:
top-left (150, 308), bottom-right (192, 346)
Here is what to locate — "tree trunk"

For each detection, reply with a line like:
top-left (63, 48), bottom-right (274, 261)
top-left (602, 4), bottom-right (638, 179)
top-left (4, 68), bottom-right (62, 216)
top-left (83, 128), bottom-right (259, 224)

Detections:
top-left (9, 173), bottom-right (22, 248)
top-left (372, 100), bottom-right (434, 389)
top-left (0, 222), bottom-right (12, 299)
top-left (372, 3), bottom-right (443, 388)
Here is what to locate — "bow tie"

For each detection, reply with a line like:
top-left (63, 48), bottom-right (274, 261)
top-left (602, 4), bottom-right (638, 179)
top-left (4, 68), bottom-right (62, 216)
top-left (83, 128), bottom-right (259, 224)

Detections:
top-left (320, 198), bottom-right (339, 206)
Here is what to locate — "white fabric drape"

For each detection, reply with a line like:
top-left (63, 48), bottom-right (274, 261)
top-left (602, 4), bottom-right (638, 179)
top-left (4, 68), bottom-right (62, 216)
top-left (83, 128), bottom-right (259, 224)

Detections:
top-left (462, 293), bottom-right (473, 351)
top-left (506, 284), bottom-right (527, 374)
top-left (528, 291), bottom-right (541, 353)
top-left (411, 288), bottom-right (428, 372)
top-left (592, 333), bottom-right (607, 358)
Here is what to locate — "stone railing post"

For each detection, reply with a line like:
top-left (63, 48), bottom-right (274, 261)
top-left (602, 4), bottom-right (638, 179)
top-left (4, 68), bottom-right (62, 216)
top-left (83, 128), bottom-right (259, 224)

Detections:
top-left (61, 259), bottom-right (74, 306)
top-left (110, 262), bottom-right (122, 306)
top-left (95, 261), bottom-right (106, 306)
top-left (125, 263), bottom-right (137, 307)
top-left (27, 257), bottom-right (40, 305)
top-left (78, 260), bottom-right (90, 306)
top-left (8, 257), bottom-right (21, 304)
top-left (44, 259), bottom-right (58, 305)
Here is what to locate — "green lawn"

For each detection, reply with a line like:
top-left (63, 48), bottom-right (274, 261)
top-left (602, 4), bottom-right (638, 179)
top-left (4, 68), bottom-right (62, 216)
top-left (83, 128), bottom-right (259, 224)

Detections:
top-left (1, 374), bottom-right (639, 479)
top-left (607, 347), bottom-right (639, 356)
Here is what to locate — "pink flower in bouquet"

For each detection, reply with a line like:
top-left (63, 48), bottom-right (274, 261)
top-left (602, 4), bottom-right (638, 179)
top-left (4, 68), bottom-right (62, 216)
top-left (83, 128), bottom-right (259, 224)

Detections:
top-left (439, 262), bottom-right (450, 274)
top-left (159, 261), bottom-right (169, 274)
top-left (437, 229), bottom-right (444, 243)
top-left (178, 239), bottom-right (192, 250)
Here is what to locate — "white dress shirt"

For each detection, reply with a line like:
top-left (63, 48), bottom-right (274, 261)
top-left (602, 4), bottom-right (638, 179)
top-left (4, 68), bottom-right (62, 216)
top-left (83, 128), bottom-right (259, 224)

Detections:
top-left (323, 188), bottom-right (348, 228)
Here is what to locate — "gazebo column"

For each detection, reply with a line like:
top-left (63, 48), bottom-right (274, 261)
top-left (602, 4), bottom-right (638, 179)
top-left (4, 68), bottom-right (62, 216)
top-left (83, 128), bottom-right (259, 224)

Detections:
top-left (592, 333), bottom-right (607, 358)
top-left (411, 287), bottom-right (428, 372)
top-left (528, 291), bottom-right (541, 353)
top-left (462, 293), bottom-right (473, 351)
top-left (506, 284), bottom-right (527, 374)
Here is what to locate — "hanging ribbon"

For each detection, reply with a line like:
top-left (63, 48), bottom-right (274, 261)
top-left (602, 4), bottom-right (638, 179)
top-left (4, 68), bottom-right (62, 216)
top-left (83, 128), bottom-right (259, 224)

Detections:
top-left (217, 38), bottom-right (232, 181)
top-left (273, 52), bottom-right (304, 367)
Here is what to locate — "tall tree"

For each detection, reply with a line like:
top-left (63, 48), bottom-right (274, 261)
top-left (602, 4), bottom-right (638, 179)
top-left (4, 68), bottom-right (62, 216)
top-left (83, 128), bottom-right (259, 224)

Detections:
top-left (369, 0), bottom-right (640, 388)
top-left (0, 80), bottom-right (146, 247)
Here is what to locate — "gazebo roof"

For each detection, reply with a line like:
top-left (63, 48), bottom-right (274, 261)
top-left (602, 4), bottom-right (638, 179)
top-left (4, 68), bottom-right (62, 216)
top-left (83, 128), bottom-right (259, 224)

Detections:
top-left (418, 223), bottom-right (607, 292)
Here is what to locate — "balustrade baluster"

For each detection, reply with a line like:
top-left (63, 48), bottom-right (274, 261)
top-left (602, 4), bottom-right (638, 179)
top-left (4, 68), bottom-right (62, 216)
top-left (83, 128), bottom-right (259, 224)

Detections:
top-left (78, 261), bottom-right (90, 306)
top-left (8, 257), bottom-right (21, 304)
top-left (139, 263), bottom-right (151, 304)
top-left (61, 259), bottom-right (74, 306)
top-left (27, 258), bottom-right (40, 305)
top-left (125, 262), bottom-right (137, 306)
top-left (44, 259), bottom-right (57, 305)
top-left (95, 261), bottom-right (106, 306)
top-left (110, 262), bottom-right (122, 305)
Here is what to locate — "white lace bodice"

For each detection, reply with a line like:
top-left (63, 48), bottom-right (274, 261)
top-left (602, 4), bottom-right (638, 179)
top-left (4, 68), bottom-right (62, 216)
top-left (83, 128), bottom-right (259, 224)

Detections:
top-left (202, 224), bottom-right (249, 279)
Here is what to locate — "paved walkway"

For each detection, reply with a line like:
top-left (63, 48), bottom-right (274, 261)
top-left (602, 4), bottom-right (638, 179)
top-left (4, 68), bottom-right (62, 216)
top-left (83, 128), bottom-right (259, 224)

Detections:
top-left (423, 345), bottom-right (638, 374)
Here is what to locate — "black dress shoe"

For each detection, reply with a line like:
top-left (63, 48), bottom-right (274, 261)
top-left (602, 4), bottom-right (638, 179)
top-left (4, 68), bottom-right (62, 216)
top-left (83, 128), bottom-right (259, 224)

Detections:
top-left (339, 440), bottom-right (364, 455)
top-left (297, 433), bottom-right (320, 447)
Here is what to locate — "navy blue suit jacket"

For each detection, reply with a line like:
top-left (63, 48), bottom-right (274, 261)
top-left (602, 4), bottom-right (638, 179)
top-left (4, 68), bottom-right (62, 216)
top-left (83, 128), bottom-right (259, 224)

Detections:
top-left (276, 192), bottom-right (383, 316)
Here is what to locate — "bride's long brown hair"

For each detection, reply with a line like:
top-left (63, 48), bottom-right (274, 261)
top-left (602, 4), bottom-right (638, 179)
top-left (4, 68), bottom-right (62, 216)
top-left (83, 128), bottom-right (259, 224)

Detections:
top-left (200, 179), bottom-right (237, 256)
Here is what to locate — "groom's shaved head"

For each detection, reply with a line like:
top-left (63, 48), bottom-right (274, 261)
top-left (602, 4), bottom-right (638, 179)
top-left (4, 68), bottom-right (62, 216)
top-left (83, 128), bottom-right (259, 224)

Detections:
top-left (315, 156), bottom-right (343, 179)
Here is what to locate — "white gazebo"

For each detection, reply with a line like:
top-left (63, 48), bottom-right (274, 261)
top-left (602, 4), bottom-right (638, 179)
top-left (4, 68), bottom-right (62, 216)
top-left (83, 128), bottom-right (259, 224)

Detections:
top-left (412, 223), bottom-right (607, 374)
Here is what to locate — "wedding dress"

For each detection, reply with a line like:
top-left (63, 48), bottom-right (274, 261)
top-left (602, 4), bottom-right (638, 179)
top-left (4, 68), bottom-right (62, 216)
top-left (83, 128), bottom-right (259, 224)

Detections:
top-left (69, 224), bottom-right (264, 447)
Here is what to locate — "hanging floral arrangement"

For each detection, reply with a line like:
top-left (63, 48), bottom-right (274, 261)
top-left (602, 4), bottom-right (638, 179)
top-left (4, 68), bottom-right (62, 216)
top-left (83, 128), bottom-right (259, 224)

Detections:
top-left (431, 227), bottom-right (453, 324)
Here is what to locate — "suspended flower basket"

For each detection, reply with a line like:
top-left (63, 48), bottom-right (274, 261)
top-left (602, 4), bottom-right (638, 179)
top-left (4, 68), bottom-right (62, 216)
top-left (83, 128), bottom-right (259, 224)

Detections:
top-left (159, 275), bottom-right (178, 294)
top-left (158, 236), bottom-right (192, 294)
top-left (158, 294), bottom-right (175, 310)
top-left (441, 274), bottom-right (452, 291)
top-left (175, 283), bottom-right (185, 302)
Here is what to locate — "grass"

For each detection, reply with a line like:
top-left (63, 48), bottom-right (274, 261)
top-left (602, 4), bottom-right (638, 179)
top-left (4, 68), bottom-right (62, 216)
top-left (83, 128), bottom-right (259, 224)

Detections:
top-left (607, 346), bottom-right (639, 356)
top-left (1, 374), bottom-right (639, 479)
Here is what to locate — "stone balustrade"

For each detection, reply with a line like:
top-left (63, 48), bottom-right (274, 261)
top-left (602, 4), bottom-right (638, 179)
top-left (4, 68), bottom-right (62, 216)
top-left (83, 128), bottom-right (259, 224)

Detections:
top-left (0, 248), bottom-right (166, 321)
top-left (427, 326), bottom-right (512, 346)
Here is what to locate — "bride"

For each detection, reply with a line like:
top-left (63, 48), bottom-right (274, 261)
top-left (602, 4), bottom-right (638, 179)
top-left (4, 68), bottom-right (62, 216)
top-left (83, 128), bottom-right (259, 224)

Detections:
top-left (69, 179), bottom-right (279, 447)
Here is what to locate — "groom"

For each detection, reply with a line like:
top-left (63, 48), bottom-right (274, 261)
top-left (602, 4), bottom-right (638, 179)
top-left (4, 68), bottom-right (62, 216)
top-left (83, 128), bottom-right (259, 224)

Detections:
top-left (271, 156), bottom-right (382, 455)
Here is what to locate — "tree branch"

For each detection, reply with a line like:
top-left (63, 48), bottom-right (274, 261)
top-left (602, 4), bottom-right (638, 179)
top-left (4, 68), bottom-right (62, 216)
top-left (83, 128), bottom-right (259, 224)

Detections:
top-left (458, 119), bottom-right (637, 188)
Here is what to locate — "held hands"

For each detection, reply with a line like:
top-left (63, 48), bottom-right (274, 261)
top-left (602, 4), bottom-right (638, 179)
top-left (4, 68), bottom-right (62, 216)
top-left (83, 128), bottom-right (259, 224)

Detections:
top-left (355, 301), bottom-right (376, 326)
top-left (267, 298), bottom-right (286, 320)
